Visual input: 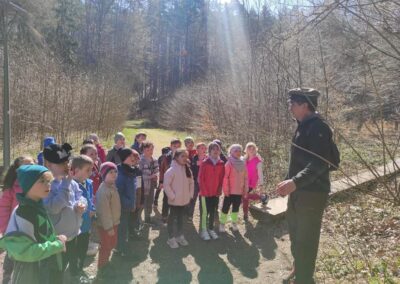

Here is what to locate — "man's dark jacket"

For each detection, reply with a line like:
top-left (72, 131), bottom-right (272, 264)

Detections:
top-left (288, 114), bottom-right (332, 193)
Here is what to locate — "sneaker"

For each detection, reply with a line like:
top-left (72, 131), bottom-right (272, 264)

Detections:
top-left (231, 223), bottom-right (239, 232)
top-left (176, 235), bottom-right (189, 246)
top-left (200, 229), bottom-right (211, 241)
top-left (167, 238), bottom-right (179, 249)
top-left (208, 230), bottom-right (219, 240)
top-left (219, 224), bottom-right (226, 233)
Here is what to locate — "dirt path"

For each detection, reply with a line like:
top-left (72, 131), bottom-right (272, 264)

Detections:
top-left (83, 207), bottom-right (293, 284)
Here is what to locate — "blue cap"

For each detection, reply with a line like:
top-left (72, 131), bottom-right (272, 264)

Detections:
top-left (43, 137), bottom-right (56, 148)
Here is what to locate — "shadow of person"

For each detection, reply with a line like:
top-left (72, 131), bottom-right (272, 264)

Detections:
top-left (220, 228), bottom-right (260, 279)
top-left (96, 225), bottom-right (152, 284)
top-left (243, 219), bottom-right (285, 261)
top-left (149, 226), bottom-right (192, 284)
top-left (186, 222), bottom-right (234, 284)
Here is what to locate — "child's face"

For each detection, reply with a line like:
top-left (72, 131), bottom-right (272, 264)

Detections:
top-left (46, 161), bottom-right (68, 177)
top-left (246, 146), bottom-right (257, 156)
top-left (27, 172), bottom-right (54, 201)
top-left (171, 142), bottom-right (182, 152)
top-left (137, 135), bottom-right (146, 143)
top-left (176, 152), bottom-right (189, 166)
top-left (22, 157), bottom-right (35, 166)
top-left (86, 148), bottom-right (98, 163)
top-left (116, 138), bottom-right (125, 149)
top-left (185, 141), bottom-right (194, 150)
top-left (124, 153), bottom-right (138, 167)
top-left (104, 169), bottom-right (118, 184)
top-left (210, 146), bottom-right (221, 159)
top-left (197, 145), bottom-right (207, 156)
top-left (143, 146), bottom-right (154, 157)
top-left (231, 149), bottom-right (242, 159)
top-left (73, 164), bottom-right (93, 182)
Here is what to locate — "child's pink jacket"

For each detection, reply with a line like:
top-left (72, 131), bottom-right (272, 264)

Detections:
top-left (223, 161), bottom-right (249, 196)
top-left (0, 181), bottom-right (22, 234)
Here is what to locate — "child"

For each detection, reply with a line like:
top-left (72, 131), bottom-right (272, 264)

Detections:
top-left (43, 143), bottom-right (86, 281)
top-left (96, 162), bottom-right (120, 274)
top-left (153, 146), bottom-right (171, 207)
top-left (89, 133), bottom-right (107, 164)
top-left (219, 144), bottom-right (248, 232)
top-left (0, 165), bottom-right (67, 284)
top-left (188, 142), bottom-right (207, 221)
top-left (80, 144), bottom-right (101, 196)
top-left (159, 139), bottom-right (182, 224)
top-left (139, 141), bottom-right (159, 223)
top-left (106, 132), bottom-right (126, 165)
top-left (164, 150), bottom-right (194, 248)
top-left (243, 142), bottom-right (267, 221)
top-left (184, 137), bottom-right (197, 161)
top-left (115, 148), bottom-right (141, 257)
top-left (0, 156), bottom-right (34, 284)
top-left (198, 142), bottom-right (225, 240)
top-left (71, 155), bottom-right (96, 279)
top-left (131, 132), bottom-right (147, 155)
top-left (213, 139), bottom-right (228, 164)
top-left (37, 136), bottom-right (56, 166)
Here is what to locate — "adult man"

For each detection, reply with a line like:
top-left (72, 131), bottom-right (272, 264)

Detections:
top-left (276, 88), bottom-right (332, 284)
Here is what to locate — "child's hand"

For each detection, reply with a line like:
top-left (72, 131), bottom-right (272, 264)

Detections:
top-left (74, 203), bottom-right (86, 214)
top-left (57, 235), bottom-right (67, 251)
top-left (107, 229), bottom-right (115, 236)
top-left (90, 211), bottom-right (96, 218)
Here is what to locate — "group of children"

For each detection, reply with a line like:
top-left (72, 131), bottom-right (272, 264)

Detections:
top-left (0, 132), bottom-right (267, 283)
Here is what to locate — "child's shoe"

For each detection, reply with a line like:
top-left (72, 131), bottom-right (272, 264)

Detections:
top-left (200, 229), bottom-right (211, 241)
top-left (231, 223), bottom-right (239, 232)
top-left (176, 235), bottom-right (189, 246)
top-left (219, 224), bottom-right (226, 233)
top-left (208, 230), bottom-right (219, 240)
top-left (167, 238), bottom-right (179, 249)
top-left (261, 194), bottom-right (269, 205)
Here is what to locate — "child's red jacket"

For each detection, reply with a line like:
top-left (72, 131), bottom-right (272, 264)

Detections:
top-left (198, 158), bottom-right (225, 197)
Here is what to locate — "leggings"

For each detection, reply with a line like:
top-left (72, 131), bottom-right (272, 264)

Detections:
top-left (220, 195), bottom-right (242, 224)
top-left (168, 205), bottom-right (185, 238)
top-left (222, 195), bottom-right (242, 214)
top-left (242, 188), bottom-right (261, 217)
top-left (199, 196), bottom-right (219, 230)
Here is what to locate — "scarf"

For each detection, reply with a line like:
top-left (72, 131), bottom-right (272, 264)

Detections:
top-left (121, 163), bottom-right (140, 177)
top-left (228, 156), bottom-right (245, 172)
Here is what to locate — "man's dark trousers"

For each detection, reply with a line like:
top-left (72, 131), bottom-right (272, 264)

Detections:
top-left (287, 190), bottom-right (328, 284)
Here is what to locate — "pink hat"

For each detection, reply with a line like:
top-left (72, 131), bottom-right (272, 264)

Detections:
top-left (100, 162), bottom-right (117, 180)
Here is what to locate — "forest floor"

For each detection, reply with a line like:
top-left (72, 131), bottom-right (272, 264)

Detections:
top-left (0, 120), bottom-right (399, 283)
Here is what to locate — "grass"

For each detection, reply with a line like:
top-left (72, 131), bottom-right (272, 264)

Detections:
top-left (104, 120), bottom-right (194, 156)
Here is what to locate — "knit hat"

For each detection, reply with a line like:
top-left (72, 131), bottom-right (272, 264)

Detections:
top-left (100, 162), bottom-right (117, 180)
top-left (118, 147), bottom-right (133, 162)
top-left (114, 132), bottom-right (126, 144)
top-left (213, 139), bottom-right (222, 147)
top-left (288, 88), bottom-right (320, 108)
top-left (43, 143), bottom-right (73, 164)
top-left (17, 165), bottom-right (49, 195)
top-left (43, 137), bottom-right (56, 148)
